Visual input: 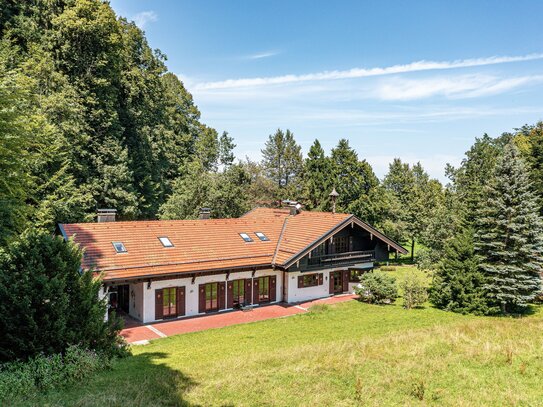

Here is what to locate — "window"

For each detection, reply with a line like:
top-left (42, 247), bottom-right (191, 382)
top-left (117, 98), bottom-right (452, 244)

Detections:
top-left (205, 283), bottom-right (219, 311)
top-left (162, 287), bottom-right (177, 317)
top-left (333, 236), bottom-right (350, 253)
top-left (311, 243), bottom-right (326, 258)
top-left (302, 274), bottom-right (319, 287)
top-left (232, 280), bottom-right (245, 306)
top-left (158, 236), bottom-right (174, 247)
top-left (258, 276), bottom-right (270, 302)
top-left (255, 232), bottom-right (269, 241)
top-left (239, 233), bottom-right (253, 242)
top-left (112, 242), bottom-right (127, 253)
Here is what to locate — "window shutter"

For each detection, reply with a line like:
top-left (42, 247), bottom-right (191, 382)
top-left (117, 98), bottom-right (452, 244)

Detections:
top-left (219, 282), bottom-right (226, 310)
top-left (155, 289), bottom-right (163, 320)
top-left (253, 278), bottom-right (260, 304)
top-left (245, 279), bottom-right (252, 304)
top-left (329, 272), bottom-right (335, 294)
top-left (270, 276), bottom-right (277, 302)
top-left (298, 275), bottom-right (304, 288)
top-left (342, 270), bottom-right (349, 292)
top-left (318, 273), bottom-right (323, 285)
top-left (176, 286), bottom-right (185, 316)
top-left (227, 282), bottom-right (234, 309)
top-left (198, 284), bottom-right (206, 313)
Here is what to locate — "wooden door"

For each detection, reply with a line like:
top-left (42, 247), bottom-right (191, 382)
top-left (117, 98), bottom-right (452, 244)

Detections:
top-left (155, 289), bottom-right (163, 320)
top-left (176, 286), bottom-right (185, 316)
top-left (227, 281), bottom-right (234, 309)
top-left (342, 270), bottom-right (349, 292)
top-left (252, 278), bottom-right (260, 304)
top-left (329, 272), bottom-right (335, 294)
top-left (270, 276), bottom-right (277, 302)
top-left (198, 284), bottom-right (206, 313)
top-left (219, 282), bottom-right (226, 310)
top-left (245, 279), bottom-right (252, 304)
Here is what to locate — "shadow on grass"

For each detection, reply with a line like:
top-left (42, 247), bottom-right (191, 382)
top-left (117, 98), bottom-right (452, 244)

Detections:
top-left (21, 352), bottom-right (198, 407)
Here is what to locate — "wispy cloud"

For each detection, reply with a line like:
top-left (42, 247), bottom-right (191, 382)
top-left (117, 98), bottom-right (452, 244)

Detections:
top-left (374, 74), bottom-right (543, 101)
top-left (244, 50), bottom-right (281, 60)
top-left (194, 53), bottom-right (543, 90)
top-left (132, 11), bottom-right (158, 29)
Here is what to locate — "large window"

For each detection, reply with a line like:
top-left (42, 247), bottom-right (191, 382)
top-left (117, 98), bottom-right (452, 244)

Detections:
top-left (333, 236), bottom-right (349, 254)
top-left (162, 287), bottom-right (177, 317)
top-left (258, 276), bottom-right (270, 302)
top-left (302, 274), bottom-right (319, 287)
top-left (205, 283), bottom-right (219, 311)
top-left (232, 279), bottom-right (245, 306)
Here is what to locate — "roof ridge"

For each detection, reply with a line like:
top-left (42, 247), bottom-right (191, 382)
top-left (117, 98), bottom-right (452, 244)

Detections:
top-left (271, 217), bottom-right (289, 266)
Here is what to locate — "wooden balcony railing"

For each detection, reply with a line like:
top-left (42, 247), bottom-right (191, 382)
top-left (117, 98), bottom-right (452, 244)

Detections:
top-left (304, 250), bottom-right (375, 270)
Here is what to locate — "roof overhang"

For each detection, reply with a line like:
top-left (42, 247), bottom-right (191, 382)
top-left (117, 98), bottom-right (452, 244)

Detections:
top-left (280, 215), bottom-right (407, 269)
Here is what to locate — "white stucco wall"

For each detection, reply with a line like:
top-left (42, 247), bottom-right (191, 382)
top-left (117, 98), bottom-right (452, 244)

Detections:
top-left (285, 270), bottom-right (332, 303)
top-left (129, 282), bottom-right (144, 321)
top-left (141, 269), bottom-right (283, 323)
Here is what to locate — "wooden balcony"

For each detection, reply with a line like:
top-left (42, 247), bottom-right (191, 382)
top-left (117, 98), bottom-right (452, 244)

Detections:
top-left (304, 250), bottom-right (375, 270)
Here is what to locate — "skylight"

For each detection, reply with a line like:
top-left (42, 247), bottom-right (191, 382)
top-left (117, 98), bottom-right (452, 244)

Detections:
top-left (112, 242), bottom-right (127, 253)
top-left (239, 233), bottom-right (253, 242)
top-left (255, 232), bottom-right (269, 241)
top-left (158, 236), bottom-right (174, 247)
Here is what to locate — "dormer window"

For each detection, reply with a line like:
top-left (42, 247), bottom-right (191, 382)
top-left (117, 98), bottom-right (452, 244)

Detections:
top-left (239, 233), bottom-right (253, 242)
top-left (158, 237), bottom-right (174, 247)
top-left (112, 242), bottom-right (127, 253)
top-left (255, 232), bottom-right (269, 241)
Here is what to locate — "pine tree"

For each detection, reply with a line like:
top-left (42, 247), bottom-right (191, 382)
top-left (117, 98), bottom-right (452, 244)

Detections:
top-left (303, 139), bottom-right (332, 210)
top-left (475, 142), bottom-right (543, 313)
top-left (261, 128), bottom-right (302, 189)
top-left (429, 228), bottom-right (489, 314)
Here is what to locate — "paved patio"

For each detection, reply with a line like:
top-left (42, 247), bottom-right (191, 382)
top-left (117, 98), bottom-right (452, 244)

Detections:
top-left (121, 294), bottom-right (357, 344)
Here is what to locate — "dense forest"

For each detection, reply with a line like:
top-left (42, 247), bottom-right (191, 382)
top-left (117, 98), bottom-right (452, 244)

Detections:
top-left (1, 0), bottom-right (543, 315)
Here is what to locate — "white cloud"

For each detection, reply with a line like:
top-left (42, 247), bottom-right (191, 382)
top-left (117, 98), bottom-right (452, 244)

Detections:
top-left (194, 53), bottom-right (543, 90)
top-left (374, 74), bottom-right (543, 101)
top-left (244, 50), bottom-right (281, 60)
top-left (132, 11), bottom-right (158, 29)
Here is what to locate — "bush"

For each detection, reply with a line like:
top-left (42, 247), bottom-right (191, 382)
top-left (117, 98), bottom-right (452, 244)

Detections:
top-left (0, 230), bottom-right (128, 363)
top-left (401, 275), bottom-right (428, 309)
top-left (355, 272), bottom-right (398, 304)
top-left (0, 345), bottom-right (111, 401)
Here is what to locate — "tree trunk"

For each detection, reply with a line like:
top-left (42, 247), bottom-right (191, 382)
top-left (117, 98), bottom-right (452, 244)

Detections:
top-left (411, 239), bottom-right (415, 262)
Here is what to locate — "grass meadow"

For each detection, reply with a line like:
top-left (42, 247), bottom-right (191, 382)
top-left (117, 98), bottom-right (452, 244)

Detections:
top-left (19, 267), bottom-right (543, 406)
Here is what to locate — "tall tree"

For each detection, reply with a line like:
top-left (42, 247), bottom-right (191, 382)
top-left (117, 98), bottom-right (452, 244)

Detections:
top-left (474, 142), bottom-right (543, 313)
top-left (303, 139), bottom-right (332, 210)
top-left (261, 128), bottom-right (302, 189)
top-left (514, 122), bottom-right (543, 214)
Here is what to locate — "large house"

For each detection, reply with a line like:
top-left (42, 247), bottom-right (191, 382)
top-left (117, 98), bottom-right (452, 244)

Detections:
top-left (59, 205), bottom-right (407, 323)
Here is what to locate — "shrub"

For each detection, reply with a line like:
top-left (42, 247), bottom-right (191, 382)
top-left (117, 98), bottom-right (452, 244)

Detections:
top-left (0, 345), bottom-right (111, 401)
top-left (355, 272), bottom-right (398, 304)
top-left (0, 230), bottom-right (128, 363)
top-left (379, 266), bottom-right (397, 272)
top-left (401, 275), bottom-right (428, 309)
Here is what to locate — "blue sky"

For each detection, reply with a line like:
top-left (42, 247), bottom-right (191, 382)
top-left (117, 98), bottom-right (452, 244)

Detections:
top-left (110, 0), bottom-right (543, 182)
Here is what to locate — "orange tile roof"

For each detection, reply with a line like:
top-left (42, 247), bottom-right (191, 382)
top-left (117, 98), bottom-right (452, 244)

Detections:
top-left (60, 208), bottom-right (366, 281)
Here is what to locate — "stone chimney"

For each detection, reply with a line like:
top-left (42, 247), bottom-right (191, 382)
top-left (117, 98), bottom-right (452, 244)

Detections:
top-left (97, 209), bottom-right (117, 223)
top-left (199, 208), bottom-right (211, 220)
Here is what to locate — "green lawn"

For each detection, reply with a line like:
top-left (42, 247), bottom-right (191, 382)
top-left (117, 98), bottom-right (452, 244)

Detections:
top-left (24, 267), bottom-right (543, 406)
